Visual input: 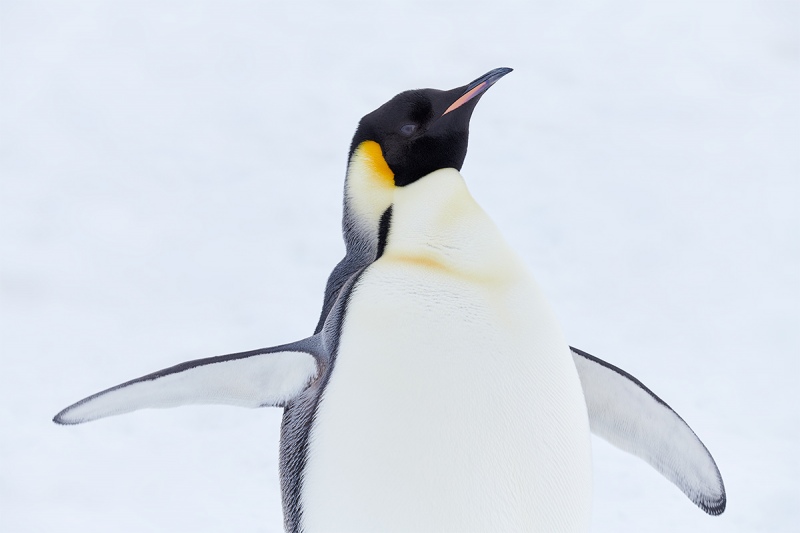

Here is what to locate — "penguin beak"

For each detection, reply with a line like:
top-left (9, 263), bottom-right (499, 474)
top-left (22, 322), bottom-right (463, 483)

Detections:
top-left (441, 67), bottom-right (513, 116)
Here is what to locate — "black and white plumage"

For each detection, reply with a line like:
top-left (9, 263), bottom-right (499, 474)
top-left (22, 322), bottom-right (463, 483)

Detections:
top-left (54, 68), bottom-right (725, 531)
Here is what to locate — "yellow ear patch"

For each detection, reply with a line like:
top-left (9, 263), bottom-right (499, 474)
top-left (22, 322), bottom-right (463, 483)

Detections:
top-left (356, 140), bottom-right (395, 188)
top-left (345, 140), bottom-right (395, 231)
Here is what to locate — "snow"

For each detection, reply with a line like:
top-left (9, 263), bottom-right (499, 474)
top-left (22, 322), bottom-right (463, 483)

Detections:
top-left (1, 1), bottom-right (797, 531)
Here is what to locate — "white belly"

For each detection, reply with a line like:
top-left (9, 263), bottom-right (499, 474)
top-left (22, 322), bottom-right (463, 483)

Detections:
top-left (301, 258), bottom-right (592, 532)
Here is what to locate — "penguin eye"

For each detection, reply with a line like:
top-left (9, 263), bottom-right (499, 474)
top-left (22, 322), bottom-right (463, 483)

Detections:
top-left (399, 124), bottom-right (417, 136)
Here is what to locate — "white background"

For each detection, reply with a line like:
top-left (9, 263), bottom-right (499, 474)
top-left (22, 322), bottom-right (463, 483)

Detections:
top-left (1, 1), bottom-right (797, 531)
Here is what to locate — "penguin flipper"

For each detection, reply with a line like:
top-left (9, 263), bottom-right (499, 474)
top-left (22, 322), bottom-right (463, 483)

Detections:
top-left (570, 346), bottom-right (726, 515)
top-left (53, 336), bottom-right (323, 425)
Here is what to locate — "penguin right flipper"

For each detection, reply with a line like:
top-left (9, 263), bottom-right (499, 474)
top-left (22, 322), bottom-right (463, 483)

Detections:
top-left (53, 336), bottom-right (324, 425)
top-left (571, 347), bottom-right (726, 515)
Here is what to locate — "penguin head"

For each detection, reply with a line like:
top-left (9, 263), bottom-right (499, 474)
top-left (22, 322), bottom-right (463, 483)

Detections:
top-left (349, 67), bottom-right (513, 187)
top-left (341, 67), bottom-right (511, 259)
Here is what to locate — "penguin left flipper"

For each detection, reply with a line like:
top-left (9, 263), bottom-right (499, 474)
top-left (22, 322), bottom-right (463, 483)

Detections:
top-left (53, 336), bottom-right (324, 425)
top-left (571, 347), bottom-right (726, 516)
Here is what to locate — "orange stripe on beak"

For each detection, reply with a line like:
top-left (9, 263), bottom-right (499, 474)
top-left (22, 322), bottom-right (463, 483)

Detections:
top-left (442, 81), bottom-right (488, 116)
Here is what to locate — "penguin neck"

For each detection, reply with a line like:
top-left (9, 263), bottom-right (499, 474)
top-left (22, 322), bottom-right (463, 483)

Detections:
top-left (341, 201), bottom-right (378, 264)
top-left (341, 142), bottom-right (395, 264)
top-left (384, 168), bottom-right (522, 280)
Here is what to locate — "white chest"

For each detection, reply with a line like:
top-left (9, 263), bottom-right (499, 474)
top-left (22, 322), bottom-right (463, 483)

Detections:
top-left (302, 260), bottom-right (591, 532)
top-left (301, 169), bottom-right (592, 532)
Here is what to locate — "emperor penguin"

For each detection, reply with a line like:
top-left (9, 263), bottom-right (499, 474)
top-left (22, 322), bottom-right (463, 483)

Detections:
top-left (54, 68), bottom-right (726, 531)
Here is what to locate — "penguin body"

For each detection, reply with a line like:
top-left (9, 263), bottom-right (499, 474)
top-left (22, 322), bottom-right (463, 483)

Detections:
top-left (54, 68), bottom-right (725, 531)
top-left (302, 168), bottom-right (591, 531)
